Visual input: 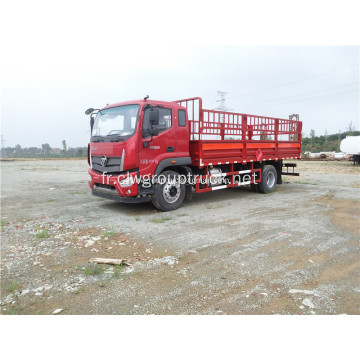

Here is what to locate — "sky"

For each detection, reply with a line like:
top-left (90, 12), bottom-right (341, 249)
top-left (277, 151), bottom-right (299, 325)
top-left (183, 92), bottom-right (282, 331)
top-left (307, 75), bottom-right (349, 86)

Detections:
top-left (1, 2), bottom-right (359, 149)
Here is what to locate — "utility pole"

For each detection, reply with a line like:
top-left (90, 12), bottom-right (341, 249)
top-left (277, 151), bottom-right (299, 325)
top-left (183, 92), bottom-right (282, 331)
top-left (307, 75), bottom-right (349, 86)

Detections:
top-left (215, 91), bottom-right (230, 112)
top-left (215, 91), bottom-right (232, 140)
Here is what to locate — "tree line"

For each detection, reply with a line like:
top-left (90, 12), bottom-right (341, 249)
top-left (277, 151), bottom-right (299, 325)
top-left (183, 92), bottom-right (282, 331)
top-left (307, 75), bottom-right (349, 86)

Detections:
top-left (1, 127), bottom-right (359, 158)
top-left (0, 140), bottom-right (87, 158)
top-left (302, 123), bottom-right (359, 153)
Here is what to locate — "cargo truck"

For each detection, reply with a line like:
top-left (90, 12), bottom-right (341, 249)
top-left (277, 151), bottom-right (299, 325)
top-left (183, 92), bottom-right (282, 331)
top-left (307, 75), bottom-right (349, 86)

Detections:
top-left (86, 97), bottom-right (302, 211)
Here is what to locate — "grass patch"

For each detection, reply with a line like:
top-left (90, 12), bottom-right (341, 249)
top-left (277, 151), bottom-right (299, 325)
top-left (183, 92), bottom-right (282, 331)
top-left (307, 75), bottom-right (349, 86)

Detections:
top-left (8, 280), bottom-right (18, 293)
top-left (112, 264), bottom-right (123, 278)
top-left (177, 255), bottom-right (188, 262)
top-left (1, 219), bottom-right (7, 226)
top-left (28, 311), bottom-right (44, 315)
top-left (74, 287), bottom-right (84, 295)
top-left (206, 204), bottom-right (217, 209)
top-left (151, 217), bottom-right (171, 224)
top-left (102, 229), bottom-right (116, 237)
top-left (35, 227), bottom-right (50, 239)
top-left (5, 305), bottom-right (20, 315)
top-left (135, 216), bottom-right (140, 221)
top-left (47, 198), bottom-right (55, 202)
top-left (294, 181), bottom-right (318, 186)
top-left (84, 264), bottom-right (104, 276)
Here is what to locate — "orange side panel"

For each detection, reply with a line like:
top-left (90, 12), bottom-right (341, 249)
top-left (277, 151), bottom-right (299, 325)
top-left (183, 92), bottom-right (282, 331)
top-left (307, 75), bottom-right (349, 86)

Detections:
top-left (278, 143), bottom-right (300, 148)
top-left (202, 143), bottom-right (243, 150)
top-left (247, 143), bottom-right (275, 149)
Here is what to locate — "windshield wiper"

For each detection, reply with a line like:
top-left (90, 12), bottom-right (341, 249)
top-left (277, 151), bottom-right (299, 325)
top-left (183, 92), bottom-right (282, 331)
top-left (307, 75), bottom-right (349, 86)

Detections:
top-left (109, 137), bottom-right (127, 142)
top-left (91, 136), bottom-right (104, 142)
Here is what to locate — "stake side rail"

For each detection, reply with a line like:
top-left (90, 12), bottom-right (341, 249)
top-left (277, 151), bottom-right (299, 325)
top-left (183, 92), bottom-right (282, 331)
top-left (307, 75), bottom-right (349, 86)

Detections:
top-left (175, 97), bottom-right (302, 168)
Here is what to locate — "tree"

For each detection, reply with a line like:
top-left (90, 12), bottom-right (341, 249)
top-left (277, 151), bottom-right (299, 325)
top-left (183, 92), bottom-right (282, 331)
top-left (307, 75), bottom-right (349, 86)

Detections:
top-left (323, 129), bottom-right (330, 151)
top-left (337, 129), bottom-right (342, 141)
top-left (347, 121), bottom-right (355, 135)
top-left (62, 140), bottom-right (67, 155)
top-left (309, 129), bottom-right (315, 147)
top-left (42, 143), bottom-right (51, 151)
top-left (42, 143), bottom-right (51, 156)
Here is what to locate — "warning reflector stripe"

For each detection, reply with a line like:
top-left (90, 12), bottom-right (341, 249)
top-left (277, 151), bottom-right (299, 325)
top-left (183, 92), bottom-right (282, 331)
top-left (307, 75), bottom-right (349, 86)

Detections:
top-left (211, 180), bottom-right (251, 191)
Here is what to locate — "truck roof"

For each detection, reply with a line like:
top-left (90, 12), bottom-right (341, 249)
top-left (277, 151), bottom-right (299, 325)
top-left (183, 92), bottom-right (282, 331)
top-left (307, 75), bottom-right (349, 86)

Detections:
top-left (102, 99), bottom-right (182, 111)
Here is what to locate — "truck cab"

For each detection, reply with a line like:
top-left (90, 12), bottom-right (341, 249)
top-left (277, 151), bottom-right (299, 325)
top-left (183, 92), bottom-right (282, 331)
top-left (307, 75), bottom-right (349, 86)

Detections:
top-left (87, 99), bottom-right (191, 208)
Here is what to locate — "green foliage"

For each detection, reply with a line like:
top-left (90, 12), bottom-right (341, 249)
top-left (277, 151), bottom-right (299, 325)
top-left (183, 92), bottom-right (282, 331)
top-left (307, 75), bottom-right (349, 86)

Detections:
top-left (302, 129), bottom-right (360, 152)
top-left (8, 280), bottom-right (18, 293)
top-left (6, 306), bottom-right (19, 315)
top-left (0, 143), bottom-right (88, 159)
top-left (35, 227), bottom-right (49, 239)
top-left (84, 264), bottom-right (104, 276)
top-left (112, 264), bottom-right (123, 278)
top-left (102, 229), bottom-right (116, 237)
top-left (74, 287), bottom-right (84, 295)
top-left (151, 217), bottom-right (171, 223)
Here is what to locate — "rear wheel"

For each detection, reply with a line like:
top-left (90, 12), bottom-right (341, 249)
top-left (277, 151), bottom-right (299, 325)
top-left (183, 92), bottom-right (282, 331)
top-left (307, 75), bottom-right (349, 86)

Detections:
top-left (151, 170), bottom-right (186, 211)
top-left (258, 165), bottom-right (277, 194)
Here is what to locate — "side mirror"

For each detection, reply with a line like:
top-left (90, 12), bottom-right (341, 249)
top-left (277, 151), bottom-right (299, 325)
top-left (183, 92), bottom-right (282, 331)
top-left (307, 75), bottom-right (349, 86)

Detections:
top-left (85, 108), bottom-right (95, 115)
top-left (148, 128), bottom-right (159, 136)
top-left (149, 108), bottom-right (159, 126)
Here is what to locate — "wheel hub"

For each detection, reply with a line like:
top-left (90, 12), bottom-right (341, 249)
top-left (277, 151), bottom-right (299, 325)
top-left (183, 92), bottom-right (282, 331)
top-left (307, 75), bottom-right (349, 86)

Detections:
top-left (163, 180), bottom-right (180, 203)
top-left (266, 171), bottom-right (276, 188)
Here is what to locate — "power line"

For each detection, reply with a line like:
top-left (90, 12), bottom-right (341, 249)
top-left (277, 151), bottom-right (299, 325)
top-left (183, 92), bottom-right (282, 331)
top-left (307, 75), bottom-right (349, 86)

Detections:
top-left (230, 81), bottom-right (359, 108)
top-left (230, 48), bottom-right (357, 96)
top-left (227, 62), bottom-right (359, 100)
top-left (231, 88), bottom-right (359, 111)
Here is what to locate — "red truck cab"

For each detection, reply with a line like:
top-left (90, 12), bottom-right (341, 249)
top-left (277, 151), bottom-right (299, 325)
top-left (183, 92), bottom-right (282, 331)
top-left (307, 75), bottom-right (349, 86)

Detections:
top-left (87, 98), bottom-right (191, 207)
top-left (86, 97), bottom-right (302, 211)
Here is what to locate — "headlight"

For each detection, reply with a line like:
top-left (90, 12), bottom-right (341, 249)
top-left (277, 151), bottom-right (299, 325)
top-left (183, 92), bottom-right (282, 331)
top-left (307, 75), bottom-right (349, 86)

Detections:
top-left (88, 175), bottom-right (92, 182)
top-left (119, 176), bottom-right (134, 188)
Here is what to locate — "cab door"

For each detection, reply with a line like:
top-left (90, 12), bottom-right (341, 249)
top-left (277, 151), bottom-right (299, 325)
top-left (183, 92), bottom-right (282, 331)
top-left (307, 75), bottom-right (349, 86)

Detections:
top-left (138, 106), bottom-right (175, 175)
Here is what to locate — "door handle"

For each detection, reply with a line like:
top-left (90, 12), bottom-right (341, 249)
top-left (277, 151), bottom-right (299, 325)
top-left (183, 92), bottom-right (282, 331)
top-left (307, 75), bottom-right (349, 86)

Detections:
top-left (167, 146), bottom-right (174, 152)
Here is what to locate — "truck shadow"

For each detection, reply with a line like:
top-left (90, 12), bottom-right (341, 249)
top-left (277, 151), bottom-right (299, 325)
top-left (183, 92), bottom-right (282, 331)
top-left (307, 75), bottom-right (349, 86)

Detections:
top-left (96, 185), bottom-right (257, 214)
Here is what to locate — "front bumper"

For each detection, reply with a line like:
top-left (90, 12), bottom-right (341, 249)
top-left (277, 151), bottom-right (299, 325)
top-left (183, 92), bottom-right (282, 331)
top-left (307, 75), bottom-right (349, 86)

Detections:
top-left (92, 185), bottom-right (150, 203)
top-left (88, 168), bottom-right (149, 203)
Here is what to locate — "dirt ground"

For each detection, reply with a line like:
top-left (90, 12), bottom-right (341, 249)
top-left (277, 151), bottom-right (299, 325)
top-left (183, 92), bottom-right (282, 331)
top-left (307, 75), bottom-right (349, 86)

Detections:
top-left (1, 159), bottom-right (359, 315)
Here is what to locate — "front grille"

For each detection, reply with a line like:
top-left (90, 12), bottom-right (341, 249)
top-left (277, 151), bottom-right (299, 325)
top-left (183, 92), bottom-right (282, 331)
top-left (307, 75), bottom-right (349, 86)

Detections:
top-left (91, 156), bottom-right (121, 173)
top-left (95, 183), bottom-right (116, 191)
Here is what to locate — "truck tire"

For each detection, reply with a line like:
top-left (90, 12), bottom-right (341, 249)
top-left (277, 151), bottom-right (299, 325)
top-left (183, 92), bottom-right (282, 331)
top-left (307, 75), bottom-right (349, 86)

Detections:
top-left (258, 165), bottom-right (277, 194)
top-left (151, 170), bottom-right (186, 211)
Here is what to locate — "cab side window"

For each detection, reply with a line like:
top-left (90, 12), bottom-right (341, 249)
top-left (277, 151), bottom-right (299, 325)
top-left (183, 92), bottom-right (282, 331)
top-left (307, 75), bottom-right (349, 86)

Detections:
top-left (142, 107), bottom-right (172, 138)
top-left (178, 109), bottom-right (186, 127)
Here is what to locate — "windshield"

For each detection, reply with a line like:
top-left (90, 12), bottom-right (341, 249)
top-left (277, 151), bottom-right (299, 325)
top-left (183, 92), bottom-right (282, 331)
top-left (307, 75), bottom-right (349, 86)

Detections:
top-left (92, 105), bottom-right (140, 138)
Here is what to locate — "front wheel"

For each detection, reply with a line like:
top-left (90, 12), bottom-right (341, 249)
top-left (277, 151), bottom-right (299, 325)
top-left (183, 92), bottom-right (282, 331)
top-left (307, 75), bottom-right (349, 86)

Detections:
top-left (258, 165), bottom-right (277, 194)
top-left (151, 170), bottom-right (186, 211)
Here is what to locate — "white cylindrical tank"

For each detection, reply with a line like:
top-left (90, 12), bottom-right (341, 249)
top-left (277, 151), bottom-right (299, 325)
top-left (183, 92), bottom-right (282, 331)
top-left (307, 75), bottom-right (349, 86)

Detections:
top-left (340, 136), bottom-right (360, 155)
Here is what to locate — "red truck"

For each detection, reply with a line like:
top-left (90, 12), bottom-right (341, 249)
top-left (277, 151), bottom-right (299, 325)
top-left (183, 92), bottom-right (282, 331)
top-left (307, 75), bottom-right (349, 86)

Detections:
top-left (86, 97), bottom-right (301, 211)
